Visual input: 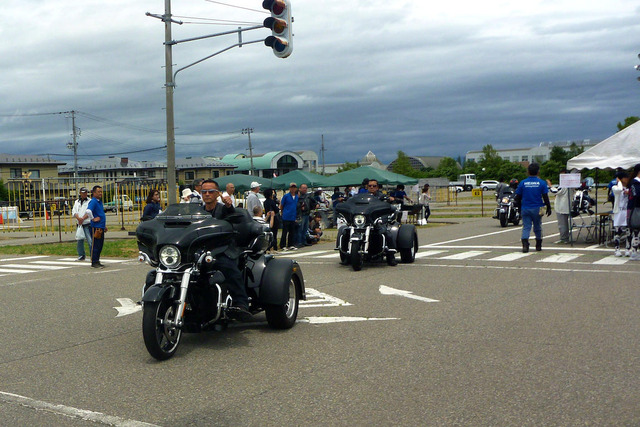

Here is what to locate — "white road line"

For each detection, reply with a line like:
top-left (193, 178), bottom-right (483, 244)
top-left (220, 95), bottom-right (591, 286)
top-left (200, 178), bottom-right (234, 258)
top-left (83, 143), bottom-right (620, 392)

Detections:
top-left (300, 288), bottom-right (352, 307)
top-left (0, 390), bottom-right (159, 427)
top-left (0, 267), bottom-right (36, 274)
top-left (299, 316), bottom-right (399, 324)
top-left (404, 263), bottom-right (638, 274)
top-left (0, 255), bottom-right (49, 262)
top-left (414, 250), bottom-right (447, 259)
top-left (439, 250), bottom-right (489, 260)
top-left (420, 244), bottom-right (611, 253)
top-left (31, 261), bottom-right (92, 267)
top-left (317, 252), bottom-right (340, 259)
top-left (0, 264), bottom-right (69, 270)
top-left (277, 250), bottom-right (329, 258)
top-left (593, 256), bottom-right (629, 265)
top-left (58, 258), bottom-right (127, 263)
top-left (430, 220), bottom-right (558, 246)
top-left (537, 253), bottom-right (583, 263)
top-left (488, 252), bottom-right (532, 261)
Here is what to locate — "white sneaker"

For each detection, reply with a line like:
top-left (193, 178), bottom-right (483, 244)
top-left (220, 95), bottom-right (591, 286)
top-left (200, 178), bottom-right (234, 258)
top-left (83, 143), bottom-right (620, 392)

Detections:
top-left (630, 252), bottom-right (640, 261)
top-left (624, 250), bottom-right (631, 257)
top-left (614, 249), bottom-right (622, 257)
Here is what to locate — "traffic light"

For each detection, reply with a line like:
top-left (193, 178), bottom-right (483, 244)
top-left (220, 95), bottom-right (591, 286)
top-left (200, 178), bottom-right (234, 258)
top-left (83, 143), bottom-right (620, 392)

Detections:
top-left (262, 0), bottom-right (293, 58)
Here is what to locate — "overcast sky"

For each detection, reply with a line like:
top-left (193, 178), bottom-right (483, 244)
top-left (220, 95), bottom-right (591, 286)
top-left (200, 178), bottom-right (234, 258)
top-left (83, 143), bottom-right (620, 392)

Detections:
top-left (2, 0), bottom-right (639, 166)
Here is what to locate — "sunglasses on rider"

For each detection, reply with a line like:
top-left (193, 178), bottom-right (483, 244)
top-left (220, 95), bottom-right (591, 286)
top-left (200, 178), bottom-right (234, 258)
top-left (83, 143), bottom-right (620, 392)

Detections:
top-left (201, 189), bottom-right (219, 194)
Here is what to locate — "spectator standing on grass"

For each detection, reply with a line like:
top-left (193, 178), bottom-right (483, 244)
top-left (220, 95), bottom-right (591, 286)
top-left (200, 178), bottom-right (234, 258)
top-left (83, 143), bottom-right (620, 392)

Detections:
top-left (190, 179), bottom-right (203, 205)
top-left (72, 187), bottom-right (92, 261)
top-left (222, 183), bottom-right (237, 207)
top-left (514, 163), bottom-right (552, 253)
top-left (86, 185), bottom-right (107, 268)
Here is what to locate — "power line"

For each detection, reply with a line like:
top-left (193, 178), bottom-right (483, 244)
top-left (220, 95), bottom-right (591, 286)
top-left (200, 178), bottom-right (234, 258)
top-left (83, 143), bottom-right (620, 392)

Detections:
top-left (41, 146), bottom-right (167, 157)
top-left (174, 15), bottom-right (261, 25)
top-left (176, 134), bottom-right (243, 146)
top-left (203, 0), bottom-right (269, 14)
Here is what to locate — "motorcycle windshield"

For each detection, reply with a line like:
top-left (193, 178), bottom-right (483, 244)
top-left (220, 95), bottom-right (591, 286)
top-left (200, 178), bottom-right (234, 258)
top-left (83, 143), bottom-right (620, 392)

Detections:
top-left (336, 194), bottom-right (393, 218)
top-left (136, 203), bottom-right (234, 261)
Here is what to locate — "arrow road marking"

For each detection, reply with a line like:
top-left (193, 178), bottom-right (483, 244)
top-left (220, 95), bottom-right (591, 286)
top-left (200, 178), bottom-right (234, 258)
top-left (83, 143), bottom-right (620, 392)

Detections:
top-left (379, 285), bottom-right (439, 303)
top-left (114, 298), bottom-right (142, 317)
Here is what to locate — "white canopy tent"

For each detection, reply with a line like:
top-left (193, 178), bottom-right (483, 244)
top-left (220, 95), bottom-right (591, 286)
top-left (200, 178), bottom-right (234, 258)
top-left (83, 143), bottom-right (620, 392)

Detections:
top-left (567, 120), bottom-right (640, 170)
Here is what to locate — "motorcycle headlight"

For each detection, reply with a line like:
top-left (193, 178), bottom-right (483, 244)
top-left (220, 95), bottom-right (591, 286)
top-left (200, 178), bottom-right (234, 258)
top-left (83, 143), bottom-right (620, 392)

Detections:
top-left (501, 197), bottom-right (510, 204)
top-left (159, 245), bottom-right (181, 269)
top-left (354, 215), bottom-right (366, 227)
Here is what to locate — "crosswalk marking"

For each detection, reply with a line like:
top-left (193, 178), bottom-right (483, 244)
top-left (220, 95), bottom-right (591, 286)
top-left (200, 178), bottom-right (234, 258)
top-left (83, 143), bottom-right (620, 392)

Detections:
top-left (278, 250), bottom-right (329, 258)
top-left (414, 250), bottom-right (447, 259)
top-left (439, 251), bottom-right (489, 260)
top-left (317, 252), bottom-right (340, 259)
top-left (0, 267), bottom-right (37, 274)
top-left (58, 258), bottom-right (127, 264)
top-left (489, 252), bottom-right (532, 262)
top-left (0, 256), bottom-right (49, 262)
top-left (31, 261), bottom-right (92, 267)
top-left (300, 288), bottom-right (352, 308)
top-left (537, 253), bottom-right (582, 263)
top-left (0, 264), bottom-right (69, 270)
top-left (593, 256), bottom-right (628, 265)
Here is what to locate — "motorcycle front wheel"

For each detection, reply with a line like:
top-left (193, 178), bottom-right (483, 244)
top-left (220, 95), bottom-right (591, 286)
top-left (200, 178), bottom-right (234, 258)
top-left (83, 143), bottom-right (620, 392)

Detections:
top-left (499, 213), bottom-right (508, 227)
top-left (142, 298), bottom-right (182, 360)
top-left (265, 276), bottom-right (299, 329)
top-left (350, 241), bottom-right (363, 271)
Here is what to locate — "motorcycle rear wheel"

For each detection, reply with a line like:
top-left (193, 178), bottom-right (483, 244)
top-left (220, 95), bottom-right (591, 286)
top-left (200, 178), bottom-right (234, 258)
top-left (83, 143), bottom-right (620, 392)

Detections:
top-left (400, 232), bottom-right (418, 263)
top-left (499, 213), bottom-right (508, 227)
top-left (142, 298), bottom-right (182, 360)
top-left (350, 241), bottom-right (363, 271)
top-left (265, 277), bottom-right (299, 329)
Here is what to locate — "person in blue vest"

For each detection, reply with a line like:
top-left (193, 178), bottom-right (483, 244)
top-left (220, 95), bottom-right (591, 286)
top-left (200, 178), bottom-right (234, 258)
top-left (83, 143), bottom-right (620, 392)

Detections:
top-left (86, 185), bottom-right (107, 268)
top-left (514, 163), bottom-right (552, 253)
top-left (279, 183), bottom-right (299, 250)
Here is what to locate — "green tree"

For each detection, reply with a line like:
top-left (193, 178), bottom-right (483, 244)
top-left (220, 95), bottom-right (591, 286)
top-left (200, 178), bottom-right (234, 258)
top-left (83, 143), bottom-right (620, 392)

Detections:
top-left (0, 179), bottom-right (8, 201)
top-left (391, 151), bottom-right (415, 177)
top-left (616, 116), bottom-right (639, 131)
top-left (433, 157), bottom-right (462, 181)
top-left (337, 161), bottom-right (360, 173)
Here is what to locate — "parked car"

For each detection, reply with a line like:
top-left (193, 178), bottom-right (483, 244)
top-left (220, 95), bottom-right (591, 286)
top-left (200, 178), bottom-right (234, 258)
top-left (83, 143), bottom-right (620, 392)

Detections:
top-left (480, 180), bottom-right (500, 191)
top-left (104, 195), bottom-right (134, 212)
top-left (449, 185), bottom-right (464, 193)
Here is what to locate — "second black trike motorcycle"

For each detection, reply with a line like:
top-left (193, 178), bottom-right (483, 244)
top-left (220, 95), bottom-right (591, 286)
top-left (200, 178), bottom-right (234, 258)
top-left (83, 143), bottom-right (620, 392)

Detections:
top-left (495, 190), bottom-right (520, 227)
top-left (335, 193), bottom-right (418, 271)
top-left (136, 203), bottom-right (305, 360)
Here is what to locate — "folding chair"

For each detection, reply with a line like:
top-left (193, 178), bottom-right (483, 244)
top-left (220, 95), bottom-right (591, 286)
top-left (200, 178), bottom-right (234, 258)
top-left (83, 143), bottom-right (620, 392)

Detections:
top-left (571, 213), bottom-right (596, 243)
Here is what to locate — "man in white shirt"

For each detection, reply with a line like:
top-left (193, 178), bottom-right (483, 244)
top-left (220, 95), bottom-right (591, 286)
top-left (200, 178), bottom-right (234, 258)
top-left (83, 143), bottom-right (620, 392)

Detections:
top-left (72, 187), bottom-right (93, 261)
top-left (222, 182), bottom-right (237, 207)
top-left (246, 181), bottom-right (262, 215)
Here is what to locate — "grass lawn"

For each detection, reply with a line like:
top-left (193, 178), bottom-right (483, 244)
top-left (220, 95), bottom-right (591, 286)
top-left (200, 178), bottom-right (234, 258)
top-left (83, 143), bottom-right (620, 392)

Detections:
top-left (0, 238), bottom-right (139, 258)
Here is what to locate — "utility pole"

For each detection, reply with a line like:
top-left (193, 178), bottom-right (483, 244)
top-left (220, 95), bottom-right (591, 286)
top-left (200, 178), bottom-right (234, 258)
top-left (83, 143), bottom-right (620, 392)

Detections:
top-left (320, 134), bottom-right (326, 174)
top-left (164, 0), bottom-right (177, 204)
top-left (242, 128), bottom-right (255, 175)
top-left (66, 110), bottom-right (80, 191)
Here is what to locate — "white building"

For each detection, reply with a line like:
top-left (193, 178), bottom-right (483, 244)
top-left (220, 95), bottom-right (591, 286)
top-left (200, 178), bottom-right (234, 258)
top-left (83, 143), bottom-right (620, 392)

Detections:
top-left (465, 139), bottom-right (600, 165)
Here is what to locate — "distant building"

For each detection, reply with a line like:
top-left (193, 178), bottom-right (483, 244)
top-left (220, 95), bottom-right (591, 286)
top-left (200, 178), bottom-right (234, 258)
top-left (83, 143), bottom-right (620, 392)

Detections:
top-left (1, 153), bottom-right (66, 181)
top-left (465, 139), bottom-right (600, 166)
top-left (295, 150), bottom-right (319, 172)
top-left (386, 156), bottom-right (459, 172)
top-left (176, 157), bottom-right (236, 183)
top-left (323, 151), bottom-right (387, 174)
top-left (212, 151), bottom-right (304, 178)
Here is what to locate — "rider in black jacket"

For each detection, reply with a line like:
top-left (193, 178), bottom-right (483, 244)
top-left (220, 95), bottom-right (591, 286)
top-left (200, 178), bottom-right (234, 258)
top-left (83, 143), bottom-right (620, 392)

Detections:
top-left (201, 179), bottom-right (252, 321)
top-left (366, 179), bottom-right (398, 266)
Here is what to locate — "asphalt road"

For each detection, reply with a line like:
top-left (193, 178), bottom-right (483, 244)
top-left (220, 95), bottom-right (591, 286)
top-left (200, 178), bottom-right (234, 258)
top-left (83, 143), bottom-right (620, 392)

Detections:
top-left (1, 217), bottom-right (638, 426)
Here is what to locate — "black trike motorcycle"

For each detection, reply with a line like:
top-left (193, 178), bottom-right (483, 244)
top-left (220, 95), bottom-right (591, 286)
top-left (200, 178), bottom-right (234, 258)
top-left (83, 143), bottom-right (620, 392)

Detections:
top-left (335, 193), bottom-right (418, 271)
top-left (495, 190), bottom-right (520, 227)
top-left (136, 203), bottom-right (305, 360)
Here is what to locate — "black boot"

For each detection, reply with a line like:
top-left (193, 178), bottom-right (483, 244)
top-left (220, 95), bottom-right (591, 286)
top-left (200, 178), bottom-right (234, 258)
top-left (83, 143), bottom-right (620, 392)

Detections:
top-left (521, 239), bottom-right (530, 253)
top-left (386, 253), bottom-right (398, 266)
top-left (535, 239), bottom-right (542, 251)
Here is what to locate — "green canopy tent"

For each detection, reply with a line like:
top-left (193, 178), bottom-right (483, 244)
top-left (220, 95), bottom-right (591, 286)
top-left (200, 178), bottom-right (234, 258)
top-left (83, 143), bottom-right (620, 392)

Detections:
top-left (272, 170), bottom-right (332, 188)
top-left (214, 174), bottom-right (285, 193)
top-left (324, 166), bottom-right (418, 187)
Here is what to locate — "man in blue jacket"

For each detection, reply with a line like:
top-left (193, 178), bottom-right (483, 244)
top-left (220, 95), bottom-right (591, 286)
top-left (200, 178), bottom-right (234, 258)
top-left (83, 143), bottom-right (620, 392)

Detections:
top-left (515, 163), bottom-right (552, 253)
top-left (86, 185), bottom-right (107, 268)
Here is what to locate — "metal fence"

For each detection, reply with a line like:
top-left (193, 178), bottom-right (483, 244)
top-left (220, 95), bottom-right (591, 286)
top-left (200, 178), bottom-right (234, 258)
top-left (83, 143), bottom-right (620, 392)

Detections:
top-left (0, 178), bottom-right (173, 237)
